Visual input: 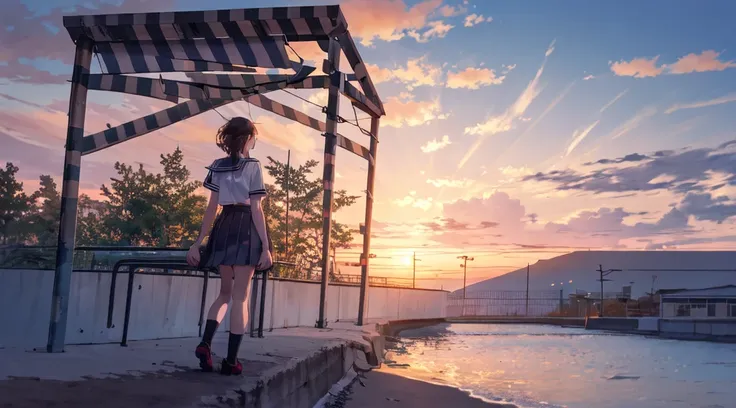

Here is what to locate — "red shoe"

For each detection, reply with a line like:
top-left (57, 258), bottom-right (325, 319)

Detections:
top-left (220, 358), bottom-right (243, 376)
top-left (195, 343), bottom-right (213, 372)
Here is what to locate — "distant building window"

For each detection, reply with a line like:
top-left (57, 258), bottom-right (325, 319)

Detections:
top-left (676, 304), bottom-right (690, 317)
top-left (707, 304), bottom-right (716, 317)
top-left (730, 304), bottom-right (736, 318)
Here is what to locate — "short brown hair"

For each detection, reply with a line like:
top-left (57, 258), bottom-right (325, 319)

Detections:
top-left (215, 117), bottom-right (258, 162)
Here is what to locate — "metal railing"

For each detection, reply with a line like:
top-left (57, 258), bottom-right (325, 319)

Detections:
top-left (104, 258), bottom-right (294, 345)
top-left (0, 245), bottom-right (414, 289)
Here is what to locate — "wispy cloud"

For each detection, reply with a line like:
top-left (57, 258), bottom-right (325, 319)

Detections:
top-left (610, 106), bottom-right (658, 140)
top-left (665, 93), bottom-right (736, 114)
top-left (566, 120), bottom-right (600, 156)
top-left (599, 89), bottom-right (629, 113)
top-left (459, 40), bottom-right (556, 169)
top-left (421, 135), bottom-right (452, 152)
top-left (520, 81), bottom-right (576, 138)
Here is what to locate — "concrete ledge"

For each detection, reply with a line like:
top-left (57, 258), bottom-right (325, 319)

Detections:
top-left (446, 317), bottom-right (585, 327)
top-left (585, 317), bottom-right (639, 331)
top-left (0, 324), bottom-right (386, 408)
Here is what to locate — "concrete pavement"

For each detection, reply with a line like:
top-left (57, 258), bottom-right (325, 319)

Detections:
top-left (0, 322), bottom-right (382, 408)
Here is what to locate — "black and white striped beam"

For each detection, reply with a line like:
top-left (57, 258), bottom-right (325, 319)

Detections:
top-left (342, 80), bottom-right (381, 118)
top-left (80, 91), bottom-right (372, 162)
top-left (81, 98), bottom-right (230, 155)
top-left (63, 6), bottom-right (347, 43)
top-left (94, 37), bottom-right (292, 74)
top-left (337, 31), bottom-right (384, 115)
top-left (243, 93), bottom-right (373, 163)
top-left (86, 74), bottom-right (179, 102)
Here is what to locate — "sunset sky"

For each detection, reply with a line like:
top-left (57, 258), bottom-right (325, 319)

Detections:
top-left (2, 0), bottom-right (736, 290)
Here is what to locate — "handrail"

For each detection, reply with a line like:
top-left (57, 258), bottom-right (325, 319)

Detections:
top-left (107, 258), bottom-right (293, 345)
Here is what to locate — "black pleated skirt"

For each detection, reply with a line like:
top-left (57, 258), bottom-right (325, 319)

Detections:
top-left (200, 204), bottom-right (263, 270)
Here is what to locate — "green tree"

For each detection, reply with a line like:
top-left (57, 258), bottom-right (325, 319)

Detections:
top-left (27, 175), bottom-right (61, 246)
top-left (99, 147), bottom-right (205, 247)
top-left (0, 162), bottom-right (34, 244)
top-left (263, 157), bottom-right (359, 277)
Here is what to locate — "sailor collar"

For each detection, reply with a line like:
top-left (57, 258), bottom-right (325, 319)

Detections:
top-left (205, 157), bottom-right (259, 173)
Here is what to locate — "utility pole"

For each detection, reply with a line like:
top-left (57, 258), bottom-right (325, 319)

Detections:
top-left (458, 255), bottom-right (474, 316)
top-left (597, 264), bottom-right (621, 317)
top-left (284, 149), bottom-right (290, 261)
top-left (412, 252), bottom-right (422, 288)
top-left (525, 263), bottom-right (530, 316)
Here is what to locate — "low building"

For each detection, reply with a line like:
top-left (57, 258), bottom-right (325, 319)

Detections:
top-left (660, 285), bottom-right (736, 319)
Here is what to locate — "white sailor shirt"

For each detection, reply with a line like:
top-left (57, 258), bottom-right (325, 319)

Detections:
top-left (203, 157), bottom-right (267, 206)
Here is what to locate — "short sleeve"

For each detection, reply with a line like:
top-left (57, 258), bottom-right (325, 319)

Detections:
top-left (203, 169), bottom-right (219, 192)
top-left (248, 161), bottom-right (267, 197)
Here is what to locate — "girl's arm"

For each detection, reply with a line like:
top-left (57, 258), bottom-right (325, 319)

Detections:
top-left (193, 191), bottom-right (219, 247)
top-left (251, 196), bottom-right (269, 248)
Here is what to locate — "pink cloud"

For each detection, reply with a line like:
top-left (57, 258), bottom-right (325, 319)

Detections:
top-left (341, 0), bottom-right (446, 46)
top-left (610, 56), bottom-right (664, 78)
top-left (446, 67), bottom-right (505, 89)
top-left (610, 50), bottom-right (735, 78)
top-left (667, 50), bottom-right (736, 74)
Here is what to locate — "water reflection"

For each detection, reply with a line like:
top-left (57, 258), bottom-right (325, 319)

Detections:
top-left (385, 324), bottom-right (736, 408)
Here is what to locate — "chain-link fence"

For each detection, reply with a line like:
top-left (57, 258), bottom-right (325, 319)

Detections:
top-left (447, 290), bottom-right (568, 317)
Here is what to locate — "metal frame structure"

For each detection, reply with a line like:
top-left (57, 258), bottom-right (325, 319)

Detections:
top-left (50, 5), bottom-right (384, 352)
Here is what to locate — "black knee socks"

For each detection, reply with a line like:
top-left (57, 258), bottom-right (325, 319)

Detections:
top-left (226, 332), bottom-right (243, 364)
top-left (201, 319), bottom-right (219, 346)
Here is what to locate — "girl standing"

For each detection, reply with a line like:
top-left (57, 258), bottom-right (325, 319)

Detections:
top-left (186, 117), bottom-right (272, 375)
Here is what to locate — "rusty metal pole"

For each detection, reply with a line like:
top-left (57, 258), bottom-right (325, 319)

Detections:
top-left (47, 37), bottom-right (93, 353)
top-left (316, 37), bottom-right (341, 329)
top-left (357, 117), bottom-right (379, 326)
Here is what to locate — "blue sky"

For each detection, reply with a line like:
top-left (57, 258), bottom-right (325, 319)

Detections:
top-left (2, 0), bottom-right (736, 288)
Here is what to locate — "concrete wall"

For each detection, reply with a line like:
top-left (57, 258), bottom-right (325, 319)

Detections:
top-left (659, 319), bottom-right (736, 337)
top-left (0, 269), bottom-right (448, 350)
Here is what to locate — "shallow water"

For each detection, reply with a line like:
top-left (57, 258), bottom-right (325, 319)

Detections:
top-left (388, 324), bottom-right (736, 408)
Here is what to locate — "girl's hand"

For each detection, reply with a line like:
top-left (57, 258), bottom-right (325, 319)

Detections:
top-left (186, 243), bottom-right (201, 267)
top-left (257, 250), bottom-right (273, 270)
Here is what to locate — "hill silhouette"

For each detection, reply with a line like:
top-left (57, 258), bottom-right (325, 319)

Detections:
top-left (463, 251), bottom-right (736, 298)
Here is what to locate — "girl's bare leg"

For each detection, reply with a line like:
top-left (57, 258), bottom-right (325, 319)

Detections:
top-left (206, 265), bottom-right (234, 322)
top-left (230, 265), bottom-right (255, 335)
top-left (224, 265), bottom-right (255, 365)
top-left (196, 266), bottom-right (234, 371)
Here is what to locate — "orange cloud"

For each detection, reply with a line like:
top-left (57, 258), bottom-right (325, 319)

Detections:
top-left (611, 50), bottom-right (735, 78)
top-left (420, 135), bottom-right (451, 153)
top-left (438, 4), bottom-right (467, 17)
top-left (341, 0), bottom-right (446, 46)
top-left (408, 20), bottom-right (454, 43)
top-left (366, 63), bottom-right (395, 84)
top-left (610, 56), bottom-right (664, 78)
top-left (446, 67), bottom-right (505, 89)
top-left (382, 94), bottom-right (448, 128)
top-left (463, 13), bottom-right (492, 27)
top-left (389, 56), bottom-right (443, 89)
top-left (667, 50), bottom-right (736, 74)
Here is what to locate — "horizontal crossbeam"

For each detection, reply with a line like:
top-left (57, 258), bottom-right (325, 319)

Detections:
top-left (86, 74), bottom-right (179, 103)
top-left (63, 6), bottom-right (347, 43)
top-left (95, 37), bottom-right (291, 75)
top-left (85, 73), bottom-right (330, 102)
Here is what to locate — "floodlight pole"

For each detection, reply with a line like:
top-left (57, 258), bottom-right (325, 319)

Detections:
top-left (47, 37), bottom-right (93, 353)
top-left (317, 37), bottom-right (342, 329)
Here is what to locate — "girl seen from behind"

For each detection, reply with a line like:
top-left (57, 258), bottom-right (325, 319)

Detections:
top-left (186, 117), bottom-right (272, 376)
